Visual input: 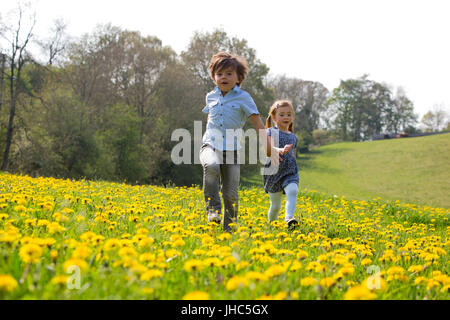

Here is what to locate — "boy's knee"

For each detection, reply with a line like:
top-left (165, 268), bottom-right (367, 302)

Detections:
top-left (203, 163), bottom-right (220, 176)
top-left (223, 191), bottom-right (238, 203)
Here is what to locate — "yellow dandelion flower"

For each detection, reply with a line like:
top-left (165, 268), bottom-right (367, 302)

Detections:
top-left (408, 265), bottom-right (424, 273)
top-left (344, 285), bottom-right (377, 300)
top-left (300, 277), bottom-right (318, 287)
top-left (245, 271), bottom-right (268, 282)
top-left (118, 247), bottom-right (138, 259)
top-left (441, 284), bottom-right (450, 293)
top-left (50, 275), bottom-right (69, 286)
top-left (0, 274), bottom-right (18, 292)
top-left (414, 276), bottom-right (427, 286)
top-left (103, 238), bottom-right (120, 251)
top-left (182, 291), bottom-right (210, 300)
top-left (72, 245), bottom-right (91, 259)
top-left (296, 250), bottom-right (308, 259)
top-left (203, 257), bottom-right (222, 268)
top-left (183, 259), bottom-right (204, 272)
top-left (193, 249), bottom-right (206, 256)
top-left (172, 238), bottom-right (186, 247)
top-left (264, 264), bottom-right (287, 278)
top-left (222, 255), bottom-right (237, 265)
top-left (236, 261), bottom-right (250, 271)
top-left (257, 294), bottom-right (273, 300)
top-left (426, 279), bottom-right (441, 291)
top-left (217, 233), bottom-right (232, 241)
top-left (225, 276), bottom-right (248, 291)
top-left (63, 258), bottom-right (89, 273)
top-left (140, 269), bottom-right (163, 281)
top-left (141, 287), bottom-right (154, 295)
top-left (320, 277), bottom-right (336, 288)
top-left (273, 291), bottom-right (288, 300)
top-left (19, 243), bottom-right (43, 264)
top-left (50, 250), bottom-right (58, 261)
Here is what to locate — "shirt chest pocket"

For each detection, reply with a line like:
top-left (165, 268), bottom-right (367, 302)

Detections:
top-left (208, 102), bottom-right (221, 120)
top-left (228, 104), bottom-right (242, 120)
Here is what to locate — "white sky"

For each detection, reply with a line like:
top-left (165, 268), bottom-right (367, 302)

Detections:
top-left (2, 0), bottom-right (450, 118)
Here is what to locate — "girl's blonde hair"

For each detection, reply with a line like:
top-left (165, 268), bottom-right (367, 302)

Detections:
top-left (266, 100), bottom-right (295, 133)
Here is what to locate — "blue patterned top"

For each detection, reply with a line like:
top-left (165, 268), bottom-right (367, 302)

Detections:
top-left (263, 127), bottom-right (299, 193)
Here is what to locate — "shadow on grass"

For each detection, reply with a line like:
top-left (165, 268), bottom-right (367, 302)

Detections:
top-left (297, 147), bottom-right (352, 173)
top-left (240, 146), bottom-right (353, 187)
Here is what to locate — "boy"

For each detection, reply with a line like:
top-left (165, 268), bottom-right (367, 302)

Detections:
top-left (200, 52), bottom-right (284, 232)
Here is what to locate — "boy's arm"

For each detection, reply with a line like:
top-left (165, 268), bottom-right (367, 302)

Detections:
top-left (248, 114), bottom-right (271, 156)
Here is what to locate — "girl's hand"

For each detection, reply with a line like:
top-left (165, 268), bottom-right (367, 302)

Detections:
top-left (269, 147), bottom-right (282, 166)
top-left (282, 144), bottom-right (293, 155)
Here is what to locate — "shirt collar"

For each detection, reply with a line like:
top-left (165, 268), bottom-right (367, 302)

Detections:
top-left (213, 84), bottom-right (241, 96)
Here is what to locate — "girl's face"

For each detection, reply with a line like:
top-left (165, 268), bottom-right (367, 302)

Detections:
top-left (214, 67), bottom-right (239, 95)
top-left (273, 106), bottom-right (293, 129)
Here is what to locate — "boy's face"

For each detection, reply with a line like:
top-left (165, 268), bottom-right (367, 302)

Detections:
top-left (214, 67), bottom-right (239, 95)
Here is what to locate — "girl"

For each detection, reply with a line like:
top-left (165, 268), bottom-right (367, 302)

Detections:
top-left (263, 100), bottom-right (299, 229)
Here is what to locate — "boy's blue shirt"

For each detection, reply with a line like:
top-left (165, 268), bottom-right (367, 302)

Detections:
top-left (202, 85), bottom-right (259, 151)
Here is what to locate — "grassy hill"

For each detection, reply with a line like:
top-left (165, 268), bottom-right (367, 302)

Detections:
top-left (242, 133), bottom-right (450, 208)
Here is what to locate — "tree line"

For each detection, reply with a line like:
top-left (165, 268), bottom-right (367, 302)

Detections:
top-left (1, 6), bottom-right (448, 186)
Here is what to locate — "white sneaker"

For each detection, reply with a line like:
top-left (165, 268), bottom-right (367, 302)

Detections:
top-left (286, 218), bottom-right (299, 230)
top-left (207, 212), bottom-right (221, 224)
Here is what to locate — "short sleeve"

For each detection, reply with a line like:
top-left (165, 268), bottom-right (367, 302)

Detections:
top-left (267, 128), bottom-right (272, 137)
top-left (294, 135), bottom-right (298, 148)
top-left (241, 93), bottom-right (259, 118)
top-left (202, 105), bottom-right (209, 114)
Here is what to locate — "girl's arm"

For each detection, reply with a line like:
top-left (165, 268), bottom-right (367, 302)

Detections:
top-left (248, 114), bottom-right (284, 162)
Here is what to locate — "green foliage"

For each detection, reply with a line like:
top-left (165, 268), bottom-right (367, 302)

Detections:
top-left (327, 75), bottom-right (416, 141)
top-left (296, 130), bottom-right (313, 153)
top-left (312, 129), bottom-right (335, 146)
top-left (0, 25), bottom-right (422, 191)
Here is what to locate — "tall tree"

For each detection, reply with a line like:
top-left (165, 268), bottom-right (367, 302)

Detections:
top-left (0, 3), bottom-right (36, 170)
top-left (37, 18), bottom-right (69, 66)
top-left (327, 75), bottom-right (394, 141)
top-left (268, 75), bottom-right (329, 133)
top-left (420, 104), bottom-right (449, 132)
top-left (385, 87), bottom-right (417, 134)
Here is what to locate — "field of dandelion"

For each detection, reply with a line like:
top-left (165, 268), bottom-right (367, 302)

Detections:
top-left (0, 171), bottom-right (449, 300)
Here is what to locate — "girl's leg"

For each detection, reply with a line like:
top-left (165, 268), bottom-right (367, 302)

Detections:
top-left (283, 183), bottom-right (298, 221)
top-left (268, 191), bottom-right (283, 223)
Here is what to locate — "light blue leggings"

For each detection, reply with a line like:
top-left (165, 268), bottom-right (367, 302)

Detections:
top-left (268, 183), bottom-right (298, 223)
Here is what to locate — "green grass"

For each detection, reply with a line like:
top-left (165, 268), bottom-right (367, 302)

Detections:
top-left (241, 133), bottom-right (450, 208)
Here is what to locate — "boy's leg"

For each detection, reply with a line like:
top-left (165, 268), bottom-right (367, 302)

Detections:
top-left (268, 192), bottom-right (282, 223)
top-left (221, 150), bottom-right (240, 232)
top-left (283, 183), bottom-right (298, 221)
top-left (199, 145), bottom-right (223, 218)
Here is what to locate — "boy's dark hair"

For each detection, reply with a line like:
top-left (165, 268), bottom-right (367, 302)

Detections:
top-left (209, 52), bottom-right (249, 86)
